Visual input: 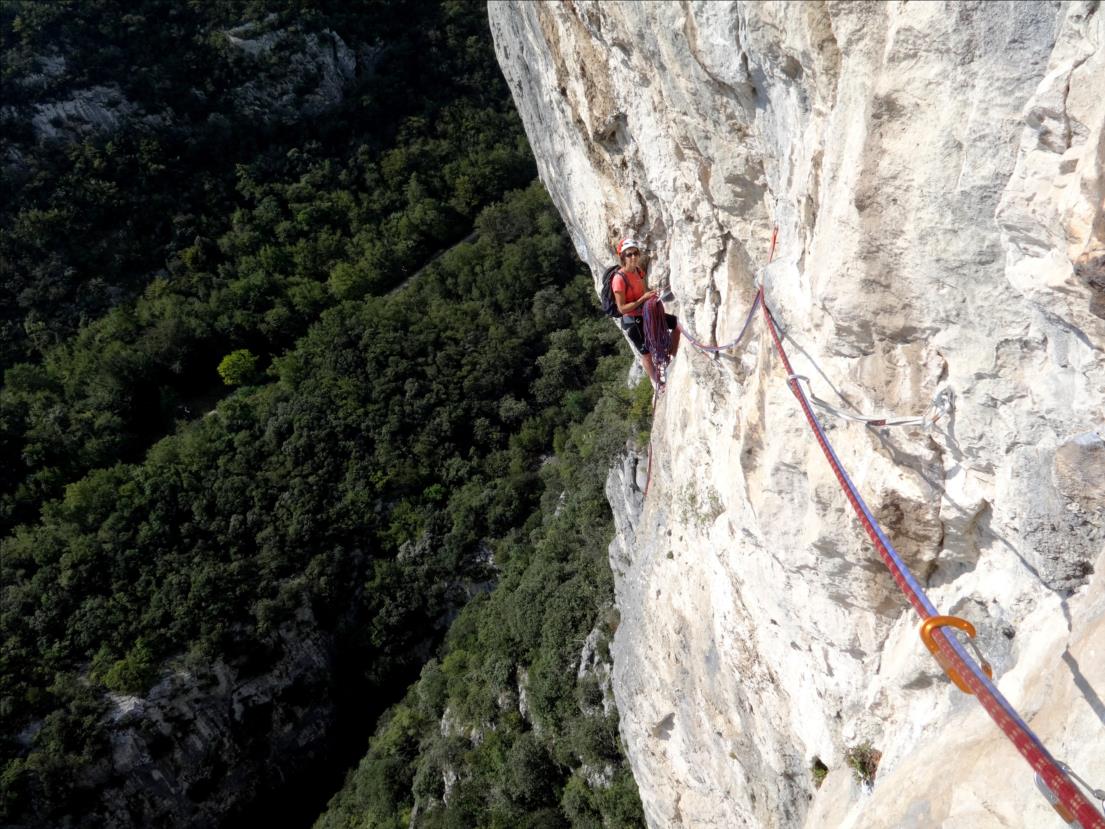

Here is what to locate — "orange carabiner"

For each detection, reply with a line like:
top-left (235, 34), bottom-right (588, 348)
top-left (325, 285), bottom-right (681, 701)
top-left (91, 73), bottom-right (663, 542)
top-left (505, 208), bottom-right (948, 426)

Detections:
top-left (918, 615), bottom-right (993, 694)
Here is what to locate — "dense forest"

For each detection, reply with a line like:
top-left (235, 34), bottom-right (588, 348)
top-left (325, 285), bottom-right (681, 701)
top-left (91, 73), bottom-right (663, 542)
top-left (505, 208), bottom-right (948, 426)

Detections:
top-left (1, 2), bottom-right (647, 827)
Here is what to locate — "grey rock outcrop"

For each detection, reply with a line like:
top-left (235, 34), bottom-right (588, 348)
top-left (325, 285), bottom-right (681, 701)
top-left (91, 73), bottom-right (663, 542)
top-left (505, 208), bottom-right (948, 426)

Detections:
top-left (29, 84), bottom-right (160, 143)
top-left (87, 623), bottom-right (335, 828)
top-left (16, 53), bottom-right (66, 92)
top-left (223, 22), bottom-right (358, 123)
top-left (8, 21), bottom-right (360, 146)
top-left (490, 2), bottom-right (1105, 827)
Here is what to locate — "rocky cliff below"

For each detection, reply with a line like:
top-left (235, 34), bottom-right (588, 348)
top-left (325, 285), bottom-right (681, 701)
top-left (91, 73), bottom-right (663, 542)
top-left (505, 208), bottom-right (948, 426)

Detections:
top-left (2, 20), bottom-right (360, 150)
top-left (489, 2), bottom-right (1105, 826)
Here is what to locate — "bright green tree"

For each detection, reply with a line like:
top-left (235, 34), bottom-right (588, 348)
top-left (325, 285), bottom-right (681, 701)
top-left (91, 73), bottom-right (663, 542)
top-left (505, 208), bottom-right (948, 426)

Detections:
top-left (217, 348), bottom-right (258, 386)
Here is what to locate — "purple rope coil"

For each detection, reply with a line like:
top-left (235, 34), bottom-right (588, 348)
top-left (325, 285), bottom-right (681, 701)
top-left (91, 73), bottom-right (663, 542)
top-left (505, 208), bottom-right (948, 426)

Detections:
top-left (642, 297), bottom-right (673, 369)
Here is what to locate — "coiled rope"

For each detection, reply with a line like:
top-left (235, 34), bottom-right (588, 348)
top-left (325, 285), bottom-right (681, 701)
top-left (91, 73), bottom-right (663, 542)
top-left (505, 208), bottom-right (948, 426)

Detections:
top-left (642, 296), bottom-right (673, 372)
top-left (636, 298), bottom-right (670, 497)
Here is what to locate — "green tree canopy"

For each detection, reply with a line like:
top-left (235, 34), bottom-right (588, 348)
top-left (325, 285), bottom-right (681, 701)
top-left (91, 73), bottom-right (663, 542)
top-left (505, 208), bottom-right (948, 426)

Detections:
top-left (217, 348), bottom-right (258, 386)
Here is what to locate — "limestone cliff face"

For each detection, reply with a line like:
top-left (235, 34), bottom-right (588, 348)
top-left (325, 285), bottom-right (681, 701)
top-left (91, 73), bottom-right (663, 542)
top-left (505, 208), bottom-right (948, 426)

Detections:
top-left (489, 2), bottom-right (1105, 827)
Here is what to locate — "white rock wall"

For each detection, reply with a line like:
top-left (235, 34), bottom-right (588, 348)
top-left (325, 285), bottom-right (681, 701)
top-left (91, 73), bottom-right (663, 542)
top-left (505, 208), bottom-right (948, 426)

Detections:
top-left (489, 2), bottom-right (1105, 827)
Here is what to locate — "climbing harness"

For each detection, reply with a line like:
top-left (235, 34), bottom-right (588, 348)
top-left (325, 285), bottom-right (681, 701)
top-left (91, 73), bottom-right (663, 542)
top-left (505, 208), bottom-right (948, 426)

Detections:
top-left (640, 224), bottom-right (1104, 826)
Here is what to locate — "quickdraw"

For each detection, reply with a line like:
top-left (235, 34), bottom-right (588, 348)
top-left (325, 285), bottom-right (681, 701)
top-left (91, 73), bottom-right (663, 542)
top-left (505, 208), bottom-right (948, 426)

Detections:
top-left (788, 374), bottom-right (953, 430)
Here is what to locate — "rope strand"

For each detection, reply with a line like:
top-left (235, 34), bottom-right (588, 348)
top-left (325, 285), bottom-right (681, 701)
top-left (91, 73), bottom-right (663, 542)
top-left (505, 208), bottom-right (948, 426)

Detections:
top-left (678, 292), bottom-right (762, 354)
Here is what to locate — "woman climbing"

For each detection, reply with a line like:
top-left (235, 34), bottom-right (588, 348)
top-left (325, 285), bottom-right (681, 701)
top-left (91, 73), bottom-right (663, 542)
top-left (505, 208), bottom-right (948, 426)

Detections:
top-left (611, 236), bottom-right (680, 387)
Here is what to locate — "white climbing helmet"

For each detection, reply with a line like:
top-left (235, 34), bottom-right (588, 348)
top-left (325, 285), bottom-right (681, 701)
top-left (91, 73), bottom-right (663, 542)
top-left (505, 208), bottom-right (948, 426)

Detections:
top-left (618, 237), bottom-right (641, 257)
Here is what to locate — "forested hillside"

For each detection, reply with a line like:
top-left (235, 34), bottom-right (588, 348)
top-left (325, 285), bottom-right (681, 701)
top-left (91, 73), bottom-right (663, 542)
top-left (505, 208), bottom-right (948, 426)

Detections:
top-left (1, 0), bottom-right (531, 533)
top-left (1, 1), bottom-right (645, 826)
top-left (316, 361), bottom-right (652, 829)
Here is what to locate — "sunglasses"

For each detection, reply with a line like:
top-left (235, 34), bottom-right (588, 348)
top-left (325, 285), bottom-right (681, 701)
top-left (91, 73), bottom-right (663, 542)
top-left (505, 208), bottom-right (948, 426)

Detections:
top-left (624, 250), bottom-right (640, 257)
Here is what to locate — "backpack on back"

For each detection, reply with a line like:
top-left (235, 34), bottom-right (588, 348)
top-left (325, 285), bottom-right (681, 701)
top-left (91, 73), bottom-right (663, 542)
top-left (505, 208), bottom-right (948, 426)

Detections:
top-left (600, 265), bottom-right (623, 318)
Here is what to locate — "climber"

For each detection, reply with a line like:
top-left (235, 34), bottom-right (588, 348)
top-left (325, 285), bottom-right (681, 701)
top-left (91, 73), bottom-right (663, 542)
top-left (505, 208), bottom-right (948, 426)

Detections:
top-left (612, 237), bottom-right (680, 387)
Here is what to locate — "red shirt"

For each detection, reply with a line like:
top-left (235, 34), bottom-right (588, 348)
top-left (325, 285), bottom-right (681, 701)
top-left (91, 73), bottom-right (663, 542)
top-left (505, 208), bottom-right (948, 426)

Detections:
top-left (611, 268), bottom-right (647, 317)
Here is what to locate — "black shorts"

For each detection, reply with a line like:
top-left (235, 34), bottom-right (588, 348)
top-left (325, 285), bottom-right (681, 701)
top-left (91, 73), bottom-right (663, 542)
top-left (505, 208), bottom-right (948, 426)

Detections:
top-left (621, 314), bottom-right (677, 355)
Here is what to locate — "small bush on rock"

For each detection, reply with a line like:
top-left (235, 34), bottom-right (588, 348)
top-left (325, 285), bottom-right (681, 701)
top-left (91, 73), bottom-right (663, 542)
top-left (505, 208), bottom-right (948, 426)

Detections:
top-left (844, 742), bottom-right (881, 786)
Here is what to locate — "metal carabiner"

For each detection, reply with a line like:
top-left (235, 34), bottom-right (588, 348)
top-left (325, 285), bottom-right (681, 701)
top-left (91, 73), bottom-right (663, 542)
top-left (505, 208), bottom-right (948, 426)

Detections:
top-left (918, 615), bottom-right (993, 694)
top-left (786, 373), bottom-right (810, 392)
top-left (1036, 761), bottom-right (1105, 826)
top-left (926, 387), bottom-right (955, 427)
top-left (1035, 768), bottom-right (1079, 825)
